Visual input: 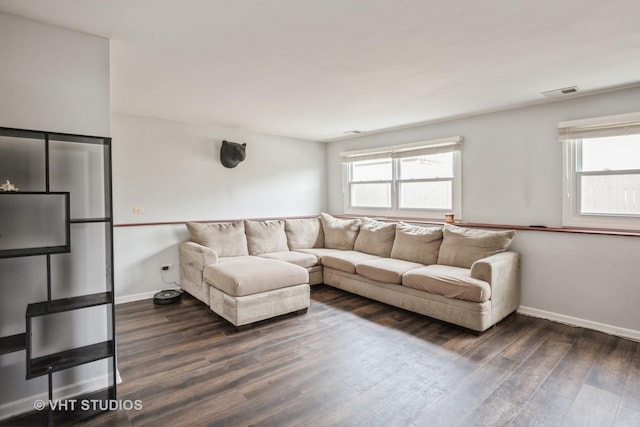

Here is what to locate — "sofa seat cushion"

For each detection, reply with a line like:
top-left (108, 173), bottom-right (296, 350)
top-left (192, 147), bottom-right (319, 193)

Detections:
top-left (356, 258), bottom-right (425, 285)
top-left (258, 251), bottom-right (318, 268)
top-left (402, 264), bottom-right (491, 303)
top-left (322, 251), bottom-right (382, 274)
top-left (204, 257), bottom-right (308, 297)
top-left (218, 255), bottom-right (258, 264)
top-left (296, 248), bottom-right (343, 265)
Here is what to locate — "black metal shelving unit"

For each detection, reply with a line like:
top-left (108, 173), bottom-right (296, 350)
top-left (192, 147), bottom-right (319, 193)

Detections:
top-left (0, 126), bottom-right (116, 425)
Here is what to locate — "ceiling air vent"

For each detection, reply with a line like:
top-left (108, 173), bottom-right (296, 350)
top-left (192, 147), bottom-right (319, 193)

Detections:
top-left (541, 86), bottom-right (580, 97)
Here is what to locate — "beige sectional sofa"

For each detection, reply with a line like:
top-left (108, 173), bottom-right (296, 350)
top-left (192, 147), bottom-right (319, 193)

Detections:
top-left (179, 213), bottom-right (520, 332)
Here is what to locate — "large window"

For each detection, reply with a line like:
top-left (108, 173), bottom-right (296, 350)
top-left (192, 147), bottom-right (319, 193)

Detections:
top-left (342, 137), bottom-right (462, 219)
top-left (560, 113), bottom-right (640, 230)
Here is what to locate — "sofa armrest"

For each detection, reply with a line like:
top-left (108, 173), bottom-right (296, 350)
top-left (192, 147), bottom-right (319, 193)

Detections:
top-left (470, 251), bottom-right (520, 313)
top-left (180, 241), bottom-right (218, 272)
top-left (179, 241), bottom-right (219, 303)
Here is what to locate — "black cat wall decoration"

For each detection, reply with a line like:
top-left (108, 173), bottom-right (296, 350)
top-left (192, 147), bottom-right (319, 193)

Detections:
top-left (220, 140), bottom-right (247, 168)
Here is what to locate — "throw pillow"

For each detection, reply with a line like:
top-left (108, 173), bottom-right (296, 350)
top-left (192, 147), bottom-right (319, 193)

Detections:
top-left (320, 212), bottom-right (361, 250)
top-left (244, 220), bottom-right (289, 255)
top-left (354, 218), bottom-right (396, 257)
top-left (186, 221), bottom-right (249, 257)
top-left (437, 224), bottom-right (515, 268)
top-left (285, 217), bottom-right (325, 249)
top-left (390, 223), bottom-right (443, 265)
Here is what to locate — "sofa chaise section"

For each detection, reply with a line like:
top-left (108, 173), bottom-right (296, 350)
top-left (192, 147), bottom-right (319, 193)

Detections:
top-left (180, 219), bottom-right (325, 305)
top-left (205, 256), bottom-right (310, 328)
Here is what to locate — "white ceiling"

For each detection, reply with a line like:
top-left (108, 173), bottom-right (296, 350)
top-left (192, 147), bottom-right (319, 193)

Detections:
top-left (1, 0), bottom-right (639, 142)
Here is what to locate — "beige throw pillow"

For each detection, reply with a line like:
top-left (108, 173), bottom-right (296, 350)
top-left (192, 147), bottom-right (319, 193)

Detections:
top-left (390, 223), bottom-right (443, 265)
top-left (437, 224), bottom-right (515, 268)
top-left (186, 221), bottom-right (249, 257)
top-left (354, 218), bottom-right (396, 257)
top-left (285, 217), bottom-right (325, 249)
top-left (244, 220), bottom-right (289, 255)
top-left (320, 213), bottom-right (361, 250)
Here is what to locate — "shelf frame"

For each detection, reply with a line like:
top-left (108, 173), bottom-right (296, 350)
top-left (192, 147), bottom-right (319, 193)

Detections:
top-left (27, 340), bottom-right (114, 379)
top-left (26, 292), bottom-right (113, 317)
top-left (0, 125), bottom-right (116, 422)
top-left (0, 333), bottom-right (26, 355)
top-left (0, 192), bottom-right (71, 259)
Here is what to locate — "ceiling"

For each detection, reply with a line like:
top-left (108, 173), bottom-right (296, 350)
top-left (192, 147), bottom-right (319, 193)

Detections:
top-left (1, 0), bottom-right (639, 142)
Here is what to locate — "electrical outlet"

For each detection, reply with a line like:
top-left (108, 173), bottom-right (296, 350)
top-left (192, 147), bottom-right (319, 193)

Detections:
top-left (133, 207), bottom-right (144, 214)
top-left (161, 264), bottom-right (173, 272)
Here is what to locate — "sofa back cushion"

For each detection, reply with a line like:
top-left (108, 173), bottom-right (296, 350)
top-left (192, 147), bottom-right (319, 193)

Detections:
top-left (285, 217), bottom-right (325, 249)
top-left (320, 213), bottom-right (361, 250)
top-left (354, 218), bottom-right (396, 257)
top-left (186, 221), bottom-right (249, 257)
top-left (437, 224), bottom-right (515, 268)
top-left (390, 223), bottom-right (442, 265)
top-left (244, 220), bottom-right (289, 255)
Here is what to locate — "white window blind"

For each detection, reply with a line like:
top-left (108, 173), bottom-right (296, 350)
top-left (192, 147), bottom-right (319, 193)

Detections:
top-left (559, 112), bottom-right (640, 140)
top-left (341, 136), bottom-right (462, 163)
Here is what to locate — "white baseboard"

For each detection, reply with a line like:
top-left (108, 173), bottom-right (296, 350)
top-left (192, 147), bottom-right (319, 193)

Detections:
top-left (115, 287), bottom-right (181, 305)
top-left (517, 306), bottom-right (640, 342)
top-left (0, 372), bottom-right (119, 421)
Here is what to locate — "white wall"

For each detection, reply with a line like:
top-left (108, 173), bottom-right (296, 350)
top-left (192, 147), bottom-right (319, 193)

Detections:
top-left (0, 13), bottom-right (109, 136)
top-left (111, 113), bottom-right (326, 301)
top-left (0, 12), bottom-right (110, 419)
top-left (326, 86), bottom-right (640, 338)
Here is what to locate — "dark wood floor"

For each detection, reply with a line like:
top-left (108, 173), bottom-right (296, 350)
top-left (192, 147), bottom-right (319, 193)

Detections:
top-left (40, 286), bottom-right (640, 426)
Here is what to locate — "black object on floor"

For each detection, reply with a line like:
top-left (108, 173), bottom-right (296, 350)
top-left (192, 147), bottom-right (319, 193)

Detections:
top-left (154, 289), bottom-right (182, 305)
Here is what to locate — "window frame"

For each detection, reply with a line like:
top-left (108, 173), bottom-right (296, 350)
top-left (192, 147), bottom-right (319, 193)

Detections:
top-left (347, 158), bottom-right (393, 209)
top-left (560, 112), bottom-right (640, 231)
top-left (342, 137), bottom-right (462, 220)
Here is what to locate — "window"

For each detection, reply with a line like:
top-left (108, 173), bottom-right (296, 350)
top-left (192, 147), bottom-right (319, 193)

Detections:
top-left (342, 137), bottom-right (462, 219)
top-left (559, 112), bottom-right (640, 230)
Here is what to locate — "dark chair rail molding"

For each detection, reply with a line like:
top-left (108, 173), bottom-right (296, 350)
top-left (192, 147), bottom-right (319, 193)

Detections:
top-left (113, 215), bottom-right (640, 238)
top-left (113, 215), bottom-right (319, 228)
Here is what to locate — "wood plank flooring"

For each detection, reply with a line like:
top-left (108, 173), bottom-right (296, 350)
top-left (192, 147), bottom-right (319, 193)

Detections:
top-left (13, 285), bottom-right (640, 426)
